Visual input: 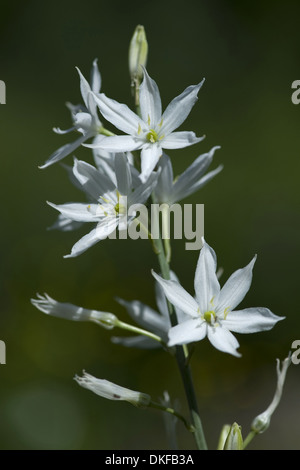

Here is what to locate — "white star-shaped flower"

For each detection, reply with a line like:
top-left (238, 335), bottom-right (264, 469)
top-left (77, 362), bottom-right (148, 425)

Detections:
top-left (88, 68), bottom-right (205, 181)
top-left (152, 239), bottom-right (284, 357)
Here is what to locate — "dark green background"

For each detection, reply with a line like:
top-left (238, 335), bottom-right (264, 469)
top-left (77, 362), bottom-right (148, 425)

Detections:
top-left (0, 0), bottom-right (299, 449)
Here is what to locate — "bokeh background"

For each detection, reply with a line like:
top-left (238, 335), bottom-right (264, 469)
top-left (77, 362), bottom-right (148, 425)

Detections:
top-left (0, 0), bottom-right (299, 450)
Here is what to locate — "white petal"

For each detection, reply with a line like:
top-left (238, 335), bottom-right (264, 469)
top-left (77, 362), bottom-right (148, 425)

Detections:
top-left (128, 170), bottom-right (159, 207)
top-left (140, 144), bottom-right (162, 182)
top-left (116, 298), bottom-right (167, 333)
top-left (39, 133), bottom-right (90, 169)
top-left (152, 271), bottom-right (199, 317)
top-left (48, 214), bottom-right (83, 232)
top-left (168, 319), bottom-right (206, 346)
top-left (161, 80), bottom-right (205, 135)
top-left (216, 256), bottom-right (257, 313)
top-left (162, 131), bottom-right (204, 149)
top-left (222, 307), bottom-right (284, 334)
top-left (194, 240), bottom-right (220, 313)
top-left (85, 135), bottom-right (141, 152)
top-left (93, 92), bottom-right (144, 135)
top-left (111, 335), bottom-right (160, 349)
top-left (47, 201), bottom-right (99, 222)
top-left (154, 153), bottom-right (174, 203)
top-left (76, 67), bottom-right (91, 110)
top-left (207, 326), bottom-right (241, 357)
top-left (64, 219), bottom-right (118, 258)
top-left (73, 159), bottom-right (115, 200)
top-left (115, 153), bottom-right (132, 196)
top-left (139, 68), bottom-right (162, 128)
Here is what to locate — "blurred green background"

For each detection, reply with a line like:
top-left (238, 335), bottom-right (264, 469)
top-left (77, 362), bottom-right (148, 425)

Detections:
top-left (0, 0), bottom-right (299, 450)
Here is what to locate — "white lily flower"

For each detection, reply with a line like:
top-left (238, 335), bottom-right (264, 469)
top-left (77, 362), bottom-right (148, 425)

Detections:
top-left (74, 372), bottom-right (151, 407)
top-left (48, 153), bottom-right (159, 257)
top-left (154, 146), bottom-right (223, 205)
top-left (40, 59), bottom-right (104, 169)
top-left (87, 68), bottom-right (205, 182)
top-left (152, 239), bottom-right (284, 357)
top-left (31, 293), bottom-right (117, 329)
top-left (112, 272), bottom-right (189, 349)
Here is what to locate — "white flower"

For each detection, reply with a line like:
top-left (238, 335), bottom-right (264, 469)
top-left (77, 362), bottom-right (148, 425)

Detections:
top-left (154, 146), bottom-right (223, 205)
top-left (112, 272), bottom-right (189, 349)
top-left (88, 68), bottom-right (205, 182)
top-left (152, 239), bottom-right (284, 357)
top-left (74, 372), bottom-right (151, 407)
top-left (48, 153), bottom-right (159, 257)
top-left (40, 59), bottom-right (104, 169)
top-left (251, 354), bottom-right (291, 433)
top-left (31, 293), bottom-right (117, 329)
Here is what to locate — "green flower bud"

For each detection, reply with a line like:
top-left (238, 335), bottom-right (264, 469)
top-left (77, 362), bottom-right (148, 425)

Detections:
top-left (129, 25), bottom-right (148, 83)
top-left (223, 422), bottom-right (244, 450)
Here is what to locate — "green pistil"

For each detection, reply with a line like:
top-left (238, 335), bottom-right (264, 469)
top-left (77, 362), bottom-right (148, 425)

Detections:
top-left (204, 310), bottom-right (216, 325)
top-left (146, 129), bottom-right (158, 143)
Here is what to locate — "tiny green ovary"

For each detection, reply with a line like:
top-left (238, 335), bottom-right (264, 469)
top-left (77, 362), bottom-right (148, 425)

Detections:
top-left (203, 310), bottom-right (216, 325)
top-left (146, 129), bottom-right (159, 143)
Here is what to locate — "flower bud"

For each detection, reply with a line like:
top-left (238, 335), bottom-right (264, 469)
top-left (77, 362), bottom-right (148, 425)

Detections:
top-left (75, 372), bottom-right (151, 408)
top-left (129, 25), bottom-right (148, 83)
top-left (223, 422), bottom-right (244, 450)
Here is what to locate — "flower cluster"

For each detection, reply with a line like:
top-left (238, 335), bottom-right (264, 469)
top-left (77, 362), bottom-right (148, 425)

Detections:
top-left (32, 26), bottom-right (288, 450)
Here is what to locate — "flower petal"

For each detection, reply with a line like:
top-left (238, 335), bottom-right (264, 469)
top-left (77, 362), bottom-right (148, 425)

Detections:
top-left (161, 79), bottom-right (205, 135)
top-left (73, 158), bottom-right (115, 200)
top-left (90, 58), bottom-right (101, 94)
top-left (139, 68), bottom-right (162, 128)
top-left (47, 201), bottom-right (99, 222)
top-left (64, 218), bottom-right (118, 258)
top-left (216, 256), bottom-right (257, 313)
top-left (92, 92), bottom-right (144, 135)
top-left (140, 143), bottom-right (162, 182)
top-left (115, 153), bottom-right (132, 196)
top-left (207, 326), bottom-right (241, 357)
top-left (39, 133), bottom-right (90, 169)
top-left (154, 153), bottom-right (174, 203)
top-left (152, 270), bottom-right (199, 317)
top-left (194, 240), bottom-right (220, 314)
top-left (162, 131), bottom-right (204, 149)
top-left (168, 319), bottom-right (206, 346)
top-left (86, 135), bottom-right (141, 152)
top-left (222, 307), bottom-right (284, 334)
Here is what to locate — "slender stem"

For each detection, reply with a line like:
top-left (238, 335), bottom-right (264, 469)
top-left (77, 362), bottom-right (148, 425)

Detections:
top-left (243, 430), bottom-right (257, 450)
top-left (115, 319), bottom-right (166, 346)
top-left (151, 195), bottom-right (207, 450)
top-left (149, 400), bottom-right (194, 432)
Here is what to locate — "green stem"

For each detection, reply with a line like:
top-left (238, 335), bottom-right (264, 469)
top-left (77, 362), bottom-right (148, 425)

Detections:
top-left (115, 319), bottom-right (166, 346)
top-left (149, 400), bottom-right (194, 433)
top-left (243, 430), bottom-right (257, 449)
top-left (151, 195), bottom-right (207, 450)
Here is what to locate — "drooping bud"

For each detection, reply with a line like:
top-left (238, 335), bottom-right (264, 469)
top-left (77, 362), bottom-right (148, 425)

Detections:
top-left (251, 354), bottom-right (291, 434)
top-left (129, 25), bottom-right (148, 84)
top-left (75, 372), bottom-right (151, 408)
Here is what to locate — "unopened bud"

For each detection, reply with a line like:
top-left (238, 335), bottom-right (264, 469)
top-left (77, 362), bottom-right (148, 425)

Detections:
top-left (223, 423), bottom-right (243, 450)
top-left (129, 25), bottom-right (148, 83)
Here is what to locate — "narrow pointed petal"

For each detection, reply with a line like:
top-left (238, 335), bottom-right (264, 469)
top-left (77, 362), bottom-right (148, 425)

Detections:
top-left (172, 146), bottom-right (220, 200)
top-left (76, 66), bottom-right (92, 109)
top-left (216, 256), bottom-right (257, 313)
top-left (152, 271), bottom-right (199, 317)
top-left (47, 201), bottom-right (99, 222)
top-left (161, 79), bottom-right (205, 135)
top-left (48, 214), bottom-right (83, 232)
top-left (85, 135), bottom-right (141, 152)
top-left (73, 159), bottom-right (115, 200)
top-left (194, 241), bottom-right (220, 313)
top-left (222, 307), bottom-right (284, 334)
top-left (93, 92), bottom-right (144, 135)
top-left (39, 133), bottom-right (90, 169)
top-left (207, 326), bottom-right (241, 357)
top-left (162, 131), bottom-right (204, 149)
top-left (154, 153), bottom-right (174, 203)
top-left (64, 218), bottom-right (118, 258)
top-left (53, 126), bottom-right (76, 135)
top-left (90, 58), bottom-right (101, 93)
top-left (139, 68), bottom-right (162, 127)
top-left (116, 298), bottom-right (167, 333)
top-left (115, 153), bottom-right (132, 196)
top-left (128, 170), bottom-right (159, 207)
top-left (111, 335), bottom-right (160, 349)
top-left (168, 319), bottom-right (206, 346)
top-left (140, 144), bottom-right (162, 182)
